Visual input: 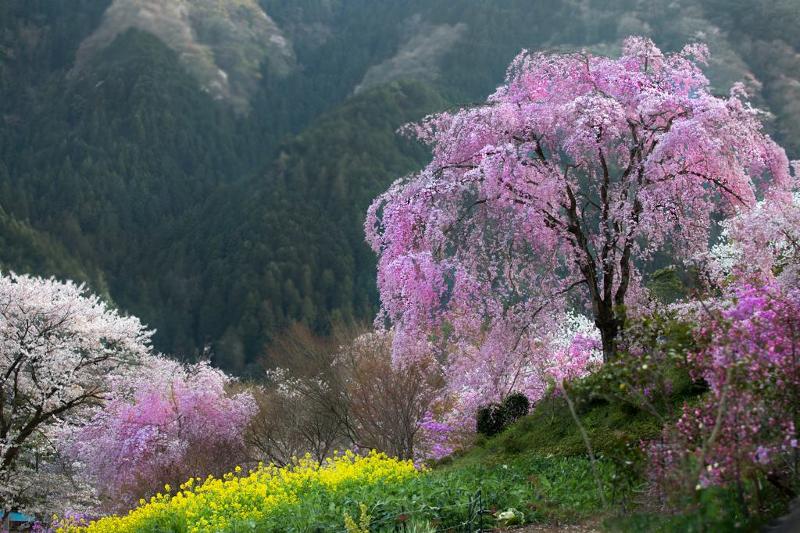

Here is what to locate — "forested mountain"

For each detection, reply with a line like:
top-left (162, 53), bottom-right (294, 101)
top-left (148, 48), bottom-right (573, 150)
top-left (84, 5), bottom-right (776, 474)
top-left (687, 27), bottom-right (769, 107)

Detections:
top-left (0, 0), bottom-right (798, 373)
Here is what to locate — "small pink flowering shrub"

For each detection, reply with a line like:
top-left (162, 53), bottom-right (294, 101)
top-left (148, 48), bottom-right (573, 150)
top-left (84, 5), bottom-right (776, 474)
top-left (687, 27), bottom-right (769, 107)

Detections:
top-left (416, 414), bottom-right (456, 461)
top-left (648, 283), bottom-right (800, 506)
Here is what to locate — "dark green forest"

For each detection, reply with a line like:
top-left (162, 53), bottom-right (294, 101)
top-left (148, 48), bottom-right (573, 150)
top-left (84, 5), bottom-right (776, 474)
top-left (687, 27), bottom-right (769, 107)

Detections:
top-left (0, 0), bottom-right (798, 373)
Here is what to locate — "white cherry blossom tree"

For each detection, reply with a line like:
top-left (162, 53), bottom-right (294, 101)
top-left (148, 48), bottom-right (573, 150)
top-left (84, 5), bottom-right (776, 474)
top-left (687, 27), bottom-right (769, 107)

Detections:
top-left (0, 273), bottom-right (151, 514)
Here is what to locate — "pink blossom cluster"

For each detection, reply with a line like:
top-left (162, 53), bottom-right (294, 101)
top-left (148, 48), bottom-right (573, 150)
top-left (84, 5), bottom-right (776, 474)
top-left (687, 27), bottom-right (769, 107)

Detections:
top-left (416, 414), bottom-right (455, 461)
top-left (649, 282), bottom-right (800, 496)
top-left (702, 191), bottom-right (800, 289)
top-left (63, 355), bottom-right (256, 511)
top-left (416, 312), bottom-right (601, 455)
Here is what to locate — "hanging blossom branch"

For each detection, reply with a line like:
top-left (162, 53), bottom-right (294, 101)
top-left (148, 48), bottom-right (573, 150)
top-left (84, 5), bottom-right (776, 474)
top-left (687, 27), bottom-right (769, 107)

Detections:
top-left (366, 36), bottom-right (795, 378)
top-left (364, 37), bottom-right (795, 451)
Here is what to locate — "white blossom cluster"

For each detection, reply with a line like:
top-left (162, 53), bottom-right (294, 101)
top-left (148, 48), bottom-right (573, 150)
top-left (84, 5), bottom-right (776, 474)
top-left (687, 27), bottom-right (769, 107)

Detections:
top-left (0, 273), bottom-right (152, 514)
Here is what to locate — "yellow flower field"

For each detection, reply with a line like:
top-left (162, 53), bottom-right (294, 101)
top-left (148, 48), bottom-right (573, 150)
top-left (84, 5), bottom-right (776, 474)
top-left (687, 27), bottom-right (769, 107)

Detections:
top-left (60, 451), bottom-right (419, 533)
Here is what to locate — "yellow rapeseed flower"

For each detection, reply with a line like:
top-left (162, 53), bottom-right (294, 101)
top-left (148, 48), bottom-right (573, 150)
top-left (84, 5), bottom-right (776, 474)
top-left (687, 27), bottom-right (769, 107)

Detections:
top-left (59, 451), bottom-right (418, 533)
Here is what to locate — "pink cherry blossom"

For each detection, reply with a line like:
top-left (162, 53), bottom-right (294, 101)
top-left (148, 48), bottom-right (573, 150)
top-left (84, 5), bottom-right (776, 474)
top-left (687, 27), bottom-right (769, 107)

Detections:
top-left (62, 355), bottom-right (256, 512)
top-left (367, 36), bottom-right (794, 371)
top-left (367, 38), bottom-right (795, 456)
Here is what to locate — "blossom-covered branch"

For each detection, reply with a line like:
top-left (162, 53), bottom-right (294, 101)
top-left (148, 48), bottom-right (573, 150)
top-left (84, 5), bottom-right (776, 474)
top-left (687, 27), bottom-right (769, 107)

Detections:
top-left (0, 273), bottom-right (152, 514)
top-left (367, 37), bottom-right (794, 364)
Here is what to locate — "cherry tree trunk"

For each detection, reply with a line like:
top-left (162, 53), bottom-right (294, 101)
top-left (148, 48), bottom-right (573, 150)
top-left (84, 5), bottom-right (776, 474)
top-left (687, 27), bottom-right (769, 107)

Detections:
top-left (595, 305), bottom-right (620, 363)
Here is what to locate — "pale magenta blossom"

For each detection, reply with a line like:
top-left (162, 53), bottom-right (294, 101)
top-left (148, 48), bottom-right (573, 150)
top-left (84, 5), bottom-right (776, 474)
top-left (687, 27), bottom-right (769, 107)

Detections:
top-left (62, 355), bottom-right (256, 511)
top-left (367, 36), bottom-right (794, 371)
top-left (366, 38), bottom-right (795, 451)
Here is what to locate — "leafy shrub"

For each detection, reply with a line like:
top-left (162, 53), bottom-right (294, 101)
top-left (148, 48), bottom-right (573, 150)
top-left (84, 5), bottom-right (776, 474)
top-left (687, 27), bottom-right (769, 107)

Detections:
top-left (502, 392), bottom-right (530, 424)
top-left (607, 484), bottom-right (787, 532)
top-left (475, 403), bottom-right (505, 436)
top-left (477, 392), bottom-right (531, 437)
top-left (571, 311), bottom-right (697, 419)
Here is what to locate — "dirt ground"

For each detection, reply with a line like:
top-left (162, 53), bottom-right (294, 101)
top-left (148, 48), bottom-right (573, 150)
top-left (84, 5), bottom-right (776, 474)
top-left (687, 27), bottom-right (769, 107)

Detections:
top-left (505, 517), bottom-right (602, 532)
top-left (512, 525), bottom-right (600, 532)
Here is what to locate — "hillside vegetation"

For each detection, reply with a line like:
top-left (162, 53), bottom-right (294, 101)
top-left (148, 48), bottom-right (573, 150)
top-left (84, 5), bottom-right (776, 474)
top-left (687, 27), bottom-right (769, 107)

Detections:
top-left (59, 359), bottom-right (781, 532)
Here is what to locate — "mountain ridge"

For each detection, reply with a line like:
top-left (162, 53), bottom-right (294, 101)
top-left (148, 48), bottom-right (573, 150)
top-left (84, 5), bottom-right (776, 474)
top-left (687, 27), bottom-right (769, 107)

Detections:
top-left (73, 0), bottom-right (294, 112)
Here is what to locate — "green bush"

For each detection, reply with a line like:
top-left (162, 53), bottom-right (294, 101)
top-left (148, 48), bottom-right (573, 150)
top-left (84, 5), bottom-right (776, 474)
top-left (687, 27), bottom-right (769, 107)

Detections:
top-left (477, 393), bottom-right (531, 437)
top-left (502, 392), bottom-right (530, 425)
top-left (476, 402), bottom-right (505, 436)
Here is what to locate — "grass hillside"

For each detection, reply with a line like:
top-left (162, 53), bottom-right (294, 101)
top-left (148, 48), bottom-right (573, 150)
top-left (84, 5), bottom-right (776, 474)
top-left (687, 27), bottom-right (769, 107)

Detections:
top-left (435, 374), bottom-right (699, 527)
top-left (437, 363), bottom-right (785, 532)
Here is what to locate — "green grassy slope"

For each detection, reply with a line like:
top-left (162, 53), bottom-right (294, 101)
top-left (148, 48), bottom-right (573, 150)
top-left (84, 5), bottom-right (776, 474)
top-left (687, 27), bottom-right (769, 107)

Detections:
top-left (434, 362), bottom-right (787, 532)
